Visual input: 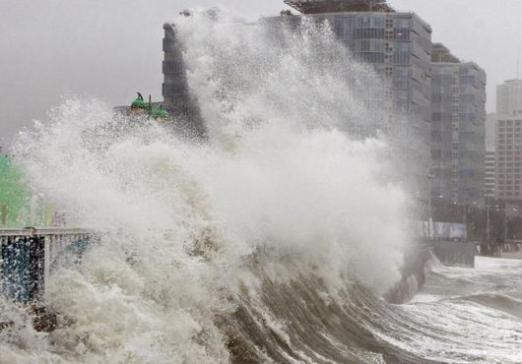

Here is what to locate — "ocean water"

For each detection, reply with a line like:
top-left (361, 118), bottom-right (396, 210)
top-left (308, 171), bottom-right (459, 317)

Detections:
top-left (403, 257), bottom-right (522, 363)
top-left (1, 9), bottom-right (521, 364)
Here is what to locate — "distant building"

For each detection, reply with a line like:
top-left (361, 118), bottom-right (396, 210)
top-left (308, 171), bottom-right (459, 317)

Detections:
top-left (485, 113), bottom-right (497, 152)
top-left (497, 79), bottom-right (522, 118)
top-left (430, 43), bottom-right (459, 63)
top-left (283, 0), bottom-right (394, 14)
top-left (494, 80), bottom-right (522, 206)
top-left (484, 113), bottom-right (496, 201)
top-left (484, 151), bottom-right (496, 199)
top-left (430, 43), bottom-right (486, 206)
top-left (162, 22), bottom-right (206, 137)
top-left (276, 0), bottom-right (433, 206)
top-left (281, 0), bottom-right (432, 124)
top-left (495, 116), bottom-right (522, 202)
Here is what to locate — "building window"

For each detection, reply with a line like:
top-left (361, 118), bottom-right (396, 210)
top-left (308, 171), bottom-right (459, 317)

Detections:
top-left (359, 52), bottom-right (385, 63)
top-left (354, 28), bottom-right (385, 39)
top-left (394, 28), bottom-right (410, 41)
top-left (394, 18), bottom-right (411, 28)
top-left (162, 60), bottom-right (184, 75)
top-left (393, 52), bottom-right (409, 65)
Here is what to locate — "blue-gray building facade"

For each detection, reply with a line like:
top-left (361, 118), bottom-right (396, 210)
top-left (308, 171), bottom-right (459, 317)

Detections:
top-left (431, 43), bottom-right (486, 206)
top-left (497, 79), bottom-right (522, 118)
top-left (270, 8), bottom-right (433, 206)
top-left (162, 23), bottom-right (206, 138)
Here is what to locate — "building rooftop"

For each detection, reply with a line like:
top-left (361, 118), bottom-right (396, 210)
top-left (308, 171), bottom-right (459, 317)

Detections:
top-left (283, 0), bottom-right (394, 14)
top-left (502, 79), bottom-right (522, 84)
top-left (432, 43), bottom-right (460, 64)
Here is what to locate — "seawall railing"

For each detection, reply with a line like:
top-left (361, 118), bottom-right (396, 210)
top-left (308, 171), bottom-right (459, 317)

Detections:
top-left (477, 240), bottom-right (522, 257)
top-left (0, 228), bottom-right (91, 303)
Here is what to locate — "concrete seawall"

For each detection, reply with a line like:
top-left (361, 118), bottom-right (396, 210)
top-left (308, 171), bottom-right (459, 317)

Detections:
top-left (386, 240), bottom-right (475, 304)
top-left (426, 241), bottom-right (476, 268)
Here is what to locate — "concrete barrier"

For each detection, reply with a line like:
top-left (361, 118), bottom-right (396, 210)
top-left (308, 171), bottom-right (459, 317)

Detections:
top-left (385, 245), bottom-right (433, 304)
top-left (386, 240), bottom-right (476, 304)
top-left (425, 240), bottom-right (476, 268)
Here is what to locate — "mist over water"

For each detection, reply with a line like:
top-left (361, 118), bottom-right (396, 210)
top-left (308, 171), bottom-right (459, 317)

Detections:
top-left (2, 9), bottom-right (521, 364)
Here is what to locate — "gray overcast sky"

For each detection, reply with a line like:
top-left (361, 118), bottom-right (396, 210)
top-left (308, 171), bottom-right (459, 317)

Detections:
top-left (1, 0), bottom-right (521, 144)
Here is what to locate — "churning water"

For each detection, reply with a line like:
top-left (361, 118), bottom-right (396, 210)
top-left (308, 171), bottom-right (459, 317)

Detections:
top-left (1, 9), bottom-right (521, 364)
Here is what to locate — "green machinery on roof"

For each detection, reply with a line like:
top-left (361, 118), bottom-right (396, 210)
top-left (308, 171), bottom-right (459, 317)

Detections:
top-left (131, 92), bottom-right (170, 120)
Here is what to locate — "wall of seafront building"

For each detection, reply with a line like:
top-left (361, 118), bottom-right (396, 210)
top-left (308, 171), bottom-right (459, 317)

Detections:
top-left (162, 23), bottom-right (206, 138)
top-left (161, 4), bottom-right (490, 219)
top-left (161, 6), bottom-right (435, 206)
top-left (266, 10), bottom-right (433, 208)
top-left (495, 80), bottom-right (522, 209)
top-left (431, 44), bottom-right (486, 207)
top-left (497, 79), bottom-right (522, 118)
top-left (495, 116), bottom-right (522, 202)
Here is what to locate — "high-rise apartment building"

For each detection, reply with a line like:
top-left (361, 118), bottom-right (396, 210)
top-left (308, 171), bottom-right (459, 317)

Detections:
top-left (495, 80), bottom-right (522, 204)
top-left (162, 23), bottom-right (206, 137)
top-left (484, 113), bottom-right (496, 200)
top-left (282, 0), bottom-right (432, 123)
top-left (497, 79), bottom-right (522, 118)
top-left (278, 0), bottom-right (433, 204)
top-left (484, 151), bottom-right (496, 199)
top-left (430, 43), bottom-right (486, 206)
top-left (495, 116), bottom-right (522, 202)
top-left (485, 113), bottom-right (497, 152)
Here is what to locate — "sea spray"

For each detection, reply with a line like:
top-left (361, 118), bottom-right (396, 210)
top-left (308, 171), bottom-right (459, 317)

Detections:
top-left (4, 9), bottom-right (414, 363)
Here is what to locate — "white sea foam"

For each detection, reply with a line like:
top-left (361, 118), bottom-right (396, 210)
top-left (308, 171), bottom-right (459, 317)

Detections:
top-left (3, 8), bottom-right (522, 364)
top-left (4, 9), bottom-right (414, 363)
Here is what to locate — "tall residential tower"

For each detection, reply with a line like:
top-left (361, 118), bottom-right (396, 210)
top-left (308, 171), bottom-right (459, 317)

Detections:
top-left (495, 80), bottom-right (522, 204)
top-left (162, 22), bottom-right (206, 137)
top-left (497, 79), bottom-right (522, 118)
top-left (280, 0), bottom-right (433, 205)
top-left (430, 43), bottom-right (486, 206)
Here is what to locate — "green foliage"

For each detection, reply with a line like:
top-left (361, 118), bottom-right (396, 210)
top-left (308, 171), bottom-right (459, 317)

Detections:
top-left (150, 105), bottom-right (169, 119)
top-left (0, 155), bottom-right (29, 227)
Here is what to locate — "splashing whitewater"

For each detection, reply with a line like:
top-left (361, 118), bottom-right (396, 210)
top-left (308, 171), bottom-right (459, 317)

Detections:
top-left (2, 9), bottom-right (420, 364)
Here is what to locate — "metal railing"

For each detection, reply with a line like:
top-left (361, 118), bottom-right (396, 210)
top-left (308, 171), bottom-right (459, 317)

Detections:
top-left (0, 228), bottom-right (92, 303)
top-left (0, 228), bottom-right (89, 237)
